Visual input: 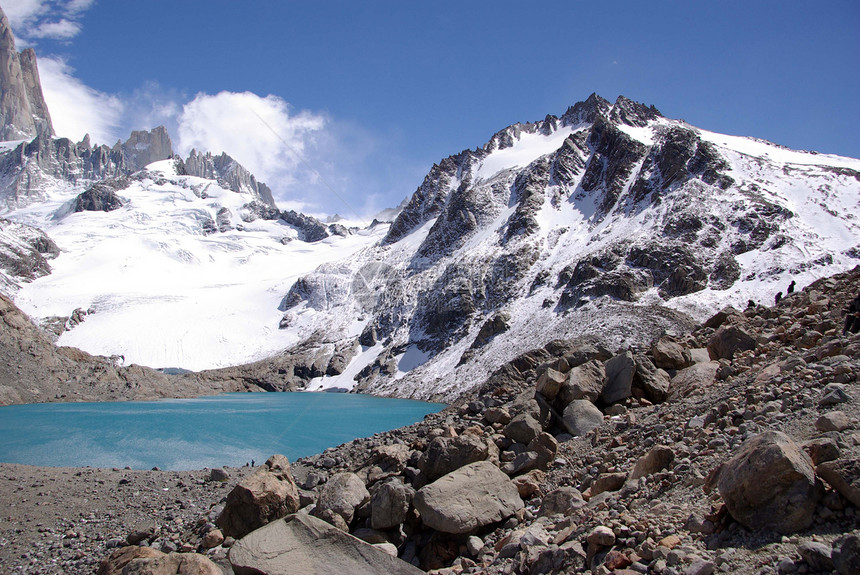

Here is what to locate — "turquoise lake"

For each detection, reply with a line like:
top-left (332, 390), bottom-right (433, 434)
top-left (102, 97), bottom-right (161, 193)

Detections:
top-left (0, 392), bottom-right (445, 470)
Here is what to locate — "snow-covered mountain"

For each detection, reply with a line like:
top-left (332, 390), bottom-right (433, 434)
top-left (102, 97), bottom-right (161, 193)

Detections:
top-left (274, 94), bottom-right (860, 400)
top-left (0, 6), bottom-right (857, 402)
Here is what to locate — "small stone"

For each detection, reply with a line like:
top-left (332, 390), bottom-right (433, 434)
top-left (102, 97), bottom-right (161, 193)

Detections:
top-left (685, 559), bottom-right (716, 575)
top-left (815, 411), bottom-right (852, 432)
top-left (587, 525), bottom-right (616, 547)
top-left (209, 468), bottom-right (229, 482)
top-left (466, 535), bottom-right (484, 556)
top-left (201, 528), bottom-right (223, 549)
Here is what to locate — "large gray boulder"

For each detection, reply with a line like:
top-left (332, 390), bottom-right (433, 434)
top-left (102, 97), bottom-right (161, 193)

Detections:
top-left (601, 351), bottom-right (635, 404)
top-left (816, 458), bottom-right (860, 507)
top-left (561, 400), bottom-right (604, 437)
top-left (312, 472), bottom-right (369, 530)
top-left (632, 354), bottom-right (670, 403)
top-left (413, 461), bottom-right (523, 534)
top-left (717, 431), bottom-right (822, 533)
top-left (217, 455), bottom-right (300, 539)
top-left (122, 553), bottom-right (220, 575)
top-left (229, 514), bottom-right (424, 575)
top-left (558, 360), bottom-right (605, 406)
top-left (535, 367), bottom-right (566, 399)
top-left (503, 413), bottom-right (542, 445)
top-left (651, 336), bottom-right (690, 369)
top-left (418, 434), bottom-right (492, 481)
top-left (707, 324), bottom-right (756, 360)
top-left (668, 361), bottom-right (719, 400)
top-left (370, 478), bottom-right (414, 530)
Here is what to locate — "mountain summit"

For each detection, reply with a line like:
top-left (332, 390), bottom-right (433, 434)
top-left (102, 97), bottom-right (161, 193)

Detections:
top-left (0, 6), bottom-right (53, 141)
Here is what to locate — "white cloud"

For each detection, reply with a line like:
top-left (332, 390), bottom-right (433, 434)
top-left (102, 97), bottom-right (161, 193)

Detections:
top-left (4, 0), bottom-right (94, 43)
top-left (38, 56), bottom-right (124, 145)
top-left (28, 18), bottom-right (80, 39)
top-left (176, 91), bottom-right (326, 192)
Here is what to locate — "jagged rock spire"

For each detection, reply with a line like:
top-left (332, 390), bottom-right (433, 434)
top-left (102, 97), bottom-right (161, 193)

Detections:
top-left (0, 6), bottom-right (54, 141)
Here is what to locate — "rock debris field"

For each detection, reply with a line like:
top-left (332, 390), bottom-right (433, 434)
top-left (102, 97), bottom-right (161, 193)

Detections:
top-left (1, 266), bottom-right (859, 575)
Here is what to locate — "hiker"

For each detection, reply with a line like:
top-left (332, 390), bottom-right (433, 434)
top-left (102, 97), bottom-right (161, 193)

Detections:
top-left (787, 280), bottom-right (796, 294)
top-left (775, 291), bottom-right (783, 305)
top-left (843, 292), bottom-right (860, 335)
top-left (747, 299), bottom-right (755, 309)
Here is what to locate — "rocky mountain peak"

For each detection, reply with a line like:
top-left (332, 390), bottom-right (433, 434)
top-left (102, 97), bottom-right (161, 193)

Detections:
top-left (0, 7), bottom-right (54, 141)
top-left (117, 126), bottom-right (173, 173)
top-left (609, 94), bottom-right (662, 127)
top-left (560, 92), bottom-right (611, 126)
top-left (178, 149), bottom-right (276, 208)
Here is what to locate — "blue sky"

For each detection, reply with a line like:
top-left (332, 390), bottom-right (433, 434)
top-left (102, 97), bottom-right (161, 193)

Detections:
top-left (6, 1), bottom-right (859, 217)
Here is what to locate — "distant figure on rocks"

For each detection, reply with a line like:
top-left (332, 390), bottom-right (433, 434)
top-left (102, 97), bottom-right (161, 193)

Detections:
top-left (843, 292), bottom-right (860, 335)
top-left (775, 291), bottom-right (783, 305)
top-left (787, 280), bottom-right (796, 294)
top-left (747, 299), bottom-right (756, 309)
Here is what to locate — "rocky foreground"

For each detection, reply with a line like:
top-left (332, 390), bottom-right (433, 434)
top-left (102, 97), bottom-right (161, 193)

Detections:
top-left (2, 267), bottom-right (860, 575)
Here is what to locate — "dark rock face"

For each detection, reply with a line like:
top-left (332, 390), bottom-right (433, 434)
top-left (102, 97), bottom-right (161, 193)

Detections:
top-left (280, 210), bottom-right (329, 242)
top-left (0, 218), bottom-right (59, 291)
top-left (580, 118), bottom-right (648, 219)
top-left (73, 180), bottom-right (128, 212)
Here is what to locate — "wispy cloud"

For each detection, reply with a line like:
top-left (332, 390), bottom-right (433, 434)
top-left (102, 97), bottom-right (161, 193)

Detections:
top-left (38, 56), bottom-right (124, 144)
top-left (176, 91), bottom-right (326, 197)
top-left (4, 0), bottom-right (94, 43)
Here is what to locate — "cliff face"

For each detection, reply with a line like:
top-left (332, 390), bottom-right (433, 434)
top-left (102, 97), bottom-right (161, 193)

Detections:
top-left (0, 7), bottom-right (53, 141)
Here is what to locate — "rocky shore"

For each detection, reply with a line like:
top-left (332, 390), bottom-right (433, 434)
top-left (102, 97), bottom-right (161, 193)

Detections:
top-left (2, 267), bottom-right (860, 575)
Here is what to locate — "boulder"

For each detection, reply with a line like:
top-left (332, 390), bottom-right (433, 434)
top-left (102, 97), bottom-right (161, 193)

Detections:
top-left (832, 533), bottom-right (860, 575)
top-left (413, 461), bottom-right (523, 534)
top-left (802, 437), bottom-right (841, 465)
top-left (651, 336), bottom-right (690, 369)
top-left (528, 432), bottom-right (559, 469)
top-left (503, 413), bottom-right (542, 445)
top-left (97, 546), bottom-right (163, 575)
top-left (629, 445), bottom-right (675, 480)
top-left (359, 443), bottom-right (412, 483)
top-left (703, 306), bottom-right (740, 329)
top-left (536, 367), bottom-right (566, 400)
top-left (815, 411), bottom-right (852, 432)
top-left (217, 454), bottom-right (300, 539)
top-left (797, 541), bottom-right (835, 573)
top-left (558, 360), bottom-right (606, 405)
top-left (538, 486), bottom-right (586, 517)
top-left (707, 324), bottom-right (756, 360)
top-left (370, 478), bottom-right (414, 530)
top-left (229, 514), bottom-right (424, 575)
top-left (602, 351), bottom-right (635, 404)
top-left (561, 400), bottom-right (604, 437)
top-left (562, 343), bottom-right (612, 368)
top-left (667, 361), bottom-right (719, 400)
top-left (816, 459), bottom-right (860, 507)
top-left (484, 406), bottom-right (512, 424)
top-left (512, 469), bottom-right (545, 499)
top-left (122, 553), bottom-right (221, 575)
top-left (717, 431), bottom-right (822, 533)
top-left (418, 434), bottom-right (492, 481)
top-left (632, 354), bottom-right (670, 403)
top-left (589, 472), bottom-right (627, 497)
top-left (312, 472), bottom-right (370, 529)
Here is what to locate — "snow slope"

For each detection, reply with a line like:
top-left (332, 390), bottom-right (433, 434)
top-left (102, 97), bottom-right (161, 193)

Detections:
top-left (9, 160), bottom-right (385, 370)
